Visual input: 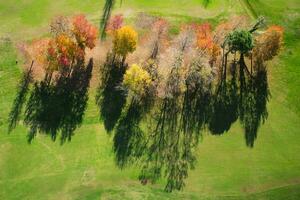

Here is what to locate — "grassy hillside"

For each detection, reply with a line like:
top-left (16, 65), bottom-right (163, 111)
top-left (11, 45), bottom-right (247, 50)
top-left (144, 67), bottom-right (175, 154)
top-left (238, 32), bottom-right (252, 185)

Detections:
top-left (0, 0), bottom-right (300, 199)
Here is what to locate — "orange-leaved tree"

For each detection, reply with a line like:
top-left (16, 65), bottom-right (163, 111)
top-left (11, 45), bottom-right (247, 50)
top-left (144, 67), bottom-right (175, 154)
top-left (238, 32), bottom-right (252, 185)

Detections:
top-left (8, 15), bottom-right (98, 143)
top-left (46, 15), bottom-right (97, 82)
top-left (196, 23), bottom-right (220, 66)
top-left (196, 23), bottom-right (214, 50)
top-left (254, 25), bottom-right (284, 63)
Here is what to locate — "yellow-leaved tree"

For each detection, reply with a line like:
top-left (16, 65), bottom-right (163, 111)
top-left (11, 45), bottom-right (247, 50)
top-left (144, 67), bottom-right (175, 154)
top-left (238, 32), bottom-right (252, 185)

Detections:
top-left (113, 26), bottom-right (138, 63)
top-left (123, 64), bottom-right (151, 96)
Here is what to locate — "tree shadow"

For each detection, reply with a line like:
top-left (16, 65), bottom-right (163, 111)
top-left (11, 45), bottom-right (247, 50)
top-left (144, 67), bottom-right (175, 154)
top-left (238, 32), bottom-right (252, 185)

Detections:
top-left (202, 0), bottom-right (211, 8)
top-left (239, 62), bottom-right (269, 147)
top-left (8, 61), bottom-right (34, 133)
top-left (209, 62), bottom-right (239, 135)
top-left (113, 98), bottom-right (146, 168)
top-left (24, 59), bottom-right (93, 143)
top-left (113, 61), bottom-right (158, 169)
top-left (208, 59), bottom-right (269, 146)
top-left (140, 66), bottom-right (199, 192)
top-left (96, 54), bottom-right (127, 133)
top-left (181, 67), bottom-right (212, 137)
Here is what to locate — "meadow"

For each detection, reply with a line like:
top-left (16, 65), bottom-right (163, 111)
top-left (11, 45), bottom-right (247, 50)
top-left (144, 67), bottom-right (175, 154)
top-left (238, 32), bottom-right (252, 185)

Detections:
top-left (0, 0), bottom-right (300, 199)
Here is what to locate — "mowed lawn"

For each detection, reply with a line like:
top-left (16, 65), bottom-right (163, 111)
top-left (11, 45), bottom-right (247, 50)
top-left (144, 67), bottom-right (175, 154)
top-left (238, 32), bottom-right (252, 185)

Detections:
top-left (0, 0), bottom-right (300, 199)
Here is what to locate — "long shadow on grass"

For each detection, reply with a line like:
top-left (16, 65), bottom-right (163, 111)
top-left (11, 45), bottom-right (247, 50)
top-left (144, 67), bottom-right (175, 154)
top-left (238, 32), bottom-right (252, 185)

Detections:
top-left (239, 62), bottom-right (269, 147)
top-left (113, 98), bottom-right (146, 168)
top-left (96, 54), bottom-right (127, 133)
top-left (8, 61), bottom-right (34, 133)
top-left (208, 60), bottom-right (269, 147)
top-left (22, 59), bottom-right (93, 143)
top-left (110, 60), bottom-right (270, 192)
top-left (209, 61), bottom-right (239, 135)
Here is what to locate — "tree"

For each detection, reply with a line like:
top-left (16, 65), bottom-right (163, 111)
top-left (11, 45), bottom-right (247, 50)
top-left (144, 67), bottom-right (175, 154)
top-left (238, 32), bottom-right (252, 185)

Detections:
top-left (196, 23), bottom-right (214, 50)
top-left (196, 22), bottom-right (220, 66)
top-left (147, 19), bottom-right (169, 59)
top-left (227, 30), bottom-right (254, 54)
top-left (113, 26), bottom-right (138, 62)
top-left (11, 12), bottom-right (285, 192)
top-left (47, 15), bottom-right (97, 74)
top-left (106, 14), bottom-right (124, 34)
top-left (9, 15), bottom-right (97, 143)
top-left (253, 25), bottom-right (284, 63)
top-left (123, 64), bottom-right (151, 97)
top-left (72, 15), bottom-right (98, 49)
top-left (96, 25), bottom-right (137, 133)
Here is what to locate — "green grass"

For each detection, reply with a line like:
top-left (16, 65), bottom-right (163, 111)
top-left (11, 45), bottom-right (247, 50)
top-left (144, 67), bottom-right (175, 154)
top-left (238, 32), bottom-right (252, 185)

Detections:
top-left (0, 0), bottom-right (300, 199)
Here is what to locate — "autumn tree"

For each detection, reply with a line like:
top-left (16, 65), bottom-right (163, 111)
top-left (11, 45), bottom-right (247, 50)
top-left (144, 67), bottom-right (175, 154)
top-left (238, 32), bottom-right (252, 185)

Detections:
top-left (147, 19), bottom-right (169, 59)
top-left (10, 11), bottom-right (285, 192)
top-left (106, 14), bottom-right (124, 34)
top-left (253, 25), bottom-right (284, 65)
top-left (196, 23), bottom-right (214, 50)
top-left (196, 22), bottom-right (221, 66)
top-left (113, 26), bottom-right (138, 63)
top-left (9, 15), bottom-right (97, 143)
top-left (87, 15), bottom-right (286, 192)
top-left (96, 25), bottom-right (138, 132)
top-left (123, 64), bottom-right (151, 97)
top-left (46, 15), bottom-right (97, 82)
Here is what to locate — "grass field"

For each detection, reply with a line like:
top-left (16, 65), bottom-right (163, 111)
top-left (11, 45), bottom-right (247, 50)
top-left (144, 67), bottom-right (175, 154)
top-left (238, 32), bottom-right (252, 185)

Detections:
top-left (0, 0), bottom-right (300, 199)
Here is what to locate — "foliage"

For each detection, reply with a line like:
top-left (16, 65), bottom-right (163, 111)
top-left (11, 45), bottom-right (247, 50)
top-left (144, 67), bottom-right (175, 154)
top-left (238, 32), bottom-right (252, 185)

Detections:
top-left (8, 11), bottom-right (285, 192)
top-left (9, 15), bottom-right (97, 142)
top-left (196, 22), bottom-right (221, 65)
top-left (47, 34), bottom-right (77, 71)
top-left (72, 15), bottom-right (98, 49)
top-left (46, 15), bottom-right (97, 73)
top-left (254, 25), bottom-right (284, 62)
top-left (106, 14), bottom-right (124, 34)
top-left (123, 64), bottom-right (151, 96)
top-left (196, 23), bottom-right (214, 50)
top-left (113, 26), bottom-right (138, 58)
top-left (227, 29), bottom-right (254, 54)
top-left (95, 16), bottom-right (285, 192)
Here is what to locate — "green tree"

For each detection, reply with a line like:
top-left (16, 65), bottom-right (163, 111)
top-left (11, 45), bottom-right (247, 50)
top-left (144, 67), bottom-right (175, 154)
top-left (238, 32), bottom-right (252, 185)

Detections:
top-left (227, 30), bottom-right (254, 54)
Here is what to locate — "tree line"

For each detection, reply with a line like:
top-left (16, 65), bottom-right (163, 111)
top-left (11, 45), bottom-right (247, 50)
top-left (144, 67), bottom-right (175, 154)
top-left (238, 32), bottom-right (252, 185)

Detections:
top-left (9, 13), bottom-right (283, 192)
